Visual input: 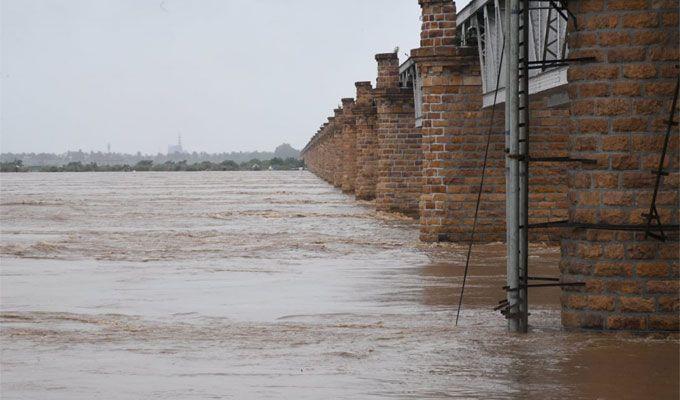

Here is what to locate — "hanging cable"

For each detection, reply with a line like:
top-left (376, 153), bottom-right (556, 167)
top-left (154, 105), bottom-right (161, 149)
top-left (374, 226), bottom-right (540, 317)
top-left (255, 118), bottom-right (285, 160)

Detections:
top-left (455, 36), bottom-right (506, 326)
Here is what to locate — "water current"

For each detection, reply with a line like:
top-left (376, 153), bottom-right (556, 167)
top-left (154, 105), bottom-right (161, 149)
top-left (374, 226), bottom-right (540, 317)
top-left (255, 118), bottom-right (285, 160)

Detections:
top-left (1, 171), bottom-right (677, 399)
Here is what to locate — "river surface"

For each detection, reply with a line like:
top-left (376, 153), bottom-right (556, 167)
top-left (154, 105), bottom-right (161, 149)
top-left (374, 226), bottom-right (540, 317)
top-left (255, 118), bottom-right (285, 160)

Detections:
top-left (0, 171), bottom-right (677, 399)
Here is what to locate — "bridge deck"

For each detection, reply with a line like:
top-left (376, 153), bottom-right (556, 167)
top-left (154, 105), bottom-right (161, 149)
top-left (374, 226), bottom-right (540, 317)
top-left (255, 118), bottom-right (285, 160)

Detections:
top-left (456, 0), bottom-right (569, 107)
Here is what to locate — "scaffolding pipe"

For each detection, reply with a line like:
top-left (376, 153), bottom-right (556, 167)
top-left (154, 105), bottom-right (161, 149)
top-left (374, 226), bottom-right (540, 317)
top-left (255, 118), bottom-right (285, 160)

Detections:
top-left (505, 0), bottom-right (520, 332)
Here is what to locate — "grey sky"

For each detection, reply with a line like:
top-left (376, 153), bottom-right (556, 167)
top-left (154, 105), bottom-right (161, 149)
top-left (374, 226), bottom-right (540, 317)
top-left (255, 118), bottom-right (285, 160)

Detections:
top-left (1, 0), bottom-right (471, 154)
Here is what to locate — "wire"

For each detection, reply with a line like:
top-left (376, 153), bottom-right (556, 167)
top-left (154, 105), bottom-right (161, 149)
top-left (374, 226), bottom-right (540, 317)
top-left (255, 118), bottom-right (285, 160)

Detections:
top-left (455, 36), bottom-right (506, 326)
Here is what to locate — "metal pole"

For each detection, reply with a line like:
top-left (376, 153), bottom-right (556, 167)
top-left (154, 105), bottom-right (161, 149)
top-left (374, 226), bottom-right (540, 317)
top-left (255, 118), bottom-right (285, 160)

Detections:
top-left (644, 76), bottom-right (679, 241)
top-left (518, 0), bottom-right (530, 333)
top-left (505, 0), bottom-right (520, 333)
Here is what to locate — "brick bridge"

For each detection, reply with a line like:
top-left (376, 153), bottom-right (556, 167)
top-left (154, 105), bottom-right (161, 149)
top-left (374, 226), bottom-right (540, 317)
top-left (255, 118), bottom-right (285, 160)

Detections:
top-left (300, 0), bottom-right (679, 332)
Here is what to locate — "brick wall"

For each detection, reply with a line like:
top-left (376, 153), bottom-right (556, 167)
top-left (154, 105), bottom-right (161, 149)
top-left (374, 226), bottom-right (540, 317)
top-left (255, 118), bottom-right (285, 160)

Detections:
top-left (527, 92), bottom-right (572, 241)
top-left (317, 125), bottom-right (330, 182)
top-left (299, 0), bottom-right (678, 333)
top-left (303, 131), bottom-right (319, 177)
top-left (315, 119), bottom-right (336, 184)
top-left (301, 101), bottom-right (360, 194)
top-left (340, 98), bottom-right (357, 193)
top-left (354, 81), bottom-right (378, 200)
top-left (413, 0), bottom-right (495, 241)
top-left (321, 119), bottom-right (335, 183)
top-left (330, 109), bottom-right (344, 188)
top-left (374, 52), bottom-right (423, 217)
top-left (560, 0), bottom-right (679, 331)
top-left (414, 0), bottom-right (569, 243)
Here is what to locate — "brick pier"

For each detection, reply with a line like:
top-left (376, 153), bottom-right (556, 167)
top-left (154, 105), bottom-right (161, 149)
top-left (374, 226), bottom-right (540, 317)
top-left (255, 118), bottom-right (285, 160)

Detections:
top-left (559, 0), bottom-right (679, 331)
top-left (299, 0), bottom-right (679, 332)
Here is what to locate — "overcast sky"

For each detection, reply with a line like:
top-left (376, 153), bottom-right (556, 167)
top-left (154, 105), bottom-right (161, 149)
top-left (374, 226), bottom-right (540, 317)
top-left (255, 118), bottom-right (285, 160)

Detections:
top-left (1, 0), bottom-right (471, 154)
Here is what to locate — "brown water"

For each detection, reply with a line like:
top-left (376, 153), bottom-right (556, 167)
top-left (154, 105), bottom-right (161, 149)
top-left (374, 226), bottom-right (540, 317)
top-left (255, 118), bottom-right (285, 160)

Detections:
top-left (1, 171), bottom-right (677, 399)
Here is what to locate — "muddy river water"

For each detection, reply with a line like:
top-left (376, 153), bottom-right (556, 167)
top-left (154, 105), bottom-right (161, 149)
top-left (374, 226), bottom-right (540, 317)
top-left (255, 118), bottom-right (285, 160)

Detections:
top-left (0, 171), bottom-right (677, 399)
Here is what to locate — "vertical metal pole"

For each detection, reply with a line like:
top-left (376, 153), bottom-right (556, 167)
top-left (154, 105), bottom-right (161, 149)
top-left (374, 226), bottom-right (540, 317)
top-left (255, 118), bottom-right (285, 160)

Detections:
top-left (518, 0), bottom-right (530, 333)
top-left (505, 0), bottom-right (520, 333)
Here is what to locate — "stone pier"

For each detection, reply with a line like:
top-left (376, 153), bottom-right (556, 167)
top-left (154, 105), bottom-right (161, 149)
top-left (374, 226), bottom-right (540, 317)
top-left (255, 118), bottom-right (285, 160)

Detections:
top-left (374, 53), bottom-right (423, 217)
top-left (299, 0), bottom-right (679, 332)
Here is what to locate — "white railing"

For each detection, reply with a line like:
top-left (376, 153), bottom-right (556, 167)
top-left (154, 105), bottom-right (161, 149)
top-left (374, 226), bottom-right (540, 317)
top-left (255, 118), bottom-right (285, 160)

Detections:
top-left (457, 0), bottom-right (569, 107)
top-left (399, 58), bottom-right (423, 127)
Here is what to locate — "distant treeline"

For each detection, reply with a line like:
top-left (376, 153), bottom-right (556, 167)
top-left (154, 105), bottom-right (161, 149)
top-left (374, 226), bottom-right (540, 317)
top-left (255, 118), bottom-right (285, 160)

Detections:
top-left (0, 143), bottom-right (300, 167)
top-left (1, 158), bottom-right (304, 173)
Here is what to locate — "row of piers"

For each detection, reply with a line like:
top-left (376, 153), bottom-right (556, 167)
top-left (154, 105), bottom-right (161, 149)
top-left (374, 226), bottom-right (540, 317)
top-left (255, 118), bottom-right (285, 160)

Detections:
top-left (300, 0), bottom-right (679, 332)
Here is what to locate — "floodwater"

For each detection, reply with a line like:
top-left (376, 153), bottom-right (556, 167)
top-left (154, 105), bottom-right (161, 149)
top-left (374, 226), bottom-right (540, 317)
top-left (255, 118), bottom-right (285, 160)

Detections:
top-left (0, 171), bottom-right (677, 399)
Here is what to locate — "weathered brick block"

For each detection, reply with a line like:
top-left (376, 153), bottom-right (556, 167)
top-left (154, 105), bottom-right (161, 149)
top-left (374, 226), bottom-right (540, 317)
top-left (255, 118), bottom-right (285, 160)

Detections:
top-left (620, 296), bottom-right (655, 312)
top-left (354, 81), bottom-right (378, 200)
top-left (413, 0), bottom-right (568, 243)
top-left (374, 52), bottom-right (422, 217)
top-left (340, 98), bottom-right (357, 194)
top-left (607, 315), bottom-right (646, 330)
top-left (562, 2), bottom-right (678, 332)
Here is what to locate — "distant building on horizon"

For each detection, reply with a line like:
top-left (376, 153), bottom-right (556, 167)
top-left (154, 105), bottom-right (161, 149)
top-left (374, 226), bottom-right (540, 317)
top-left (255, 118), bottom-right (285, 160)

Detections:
top-left (167, 135), bottom-right (185, 154)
